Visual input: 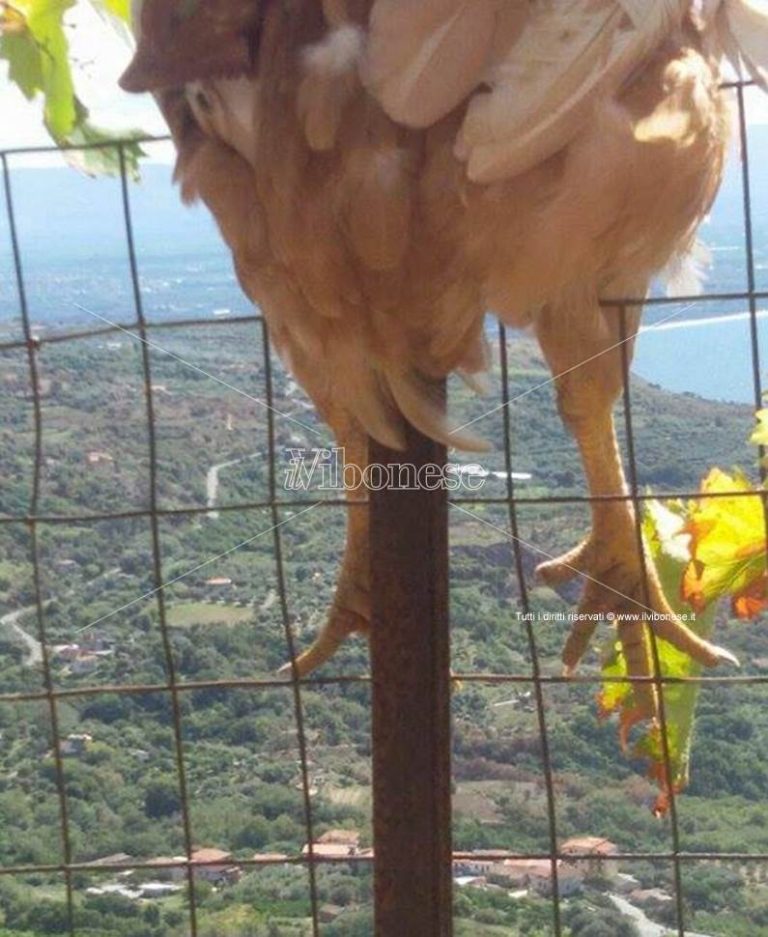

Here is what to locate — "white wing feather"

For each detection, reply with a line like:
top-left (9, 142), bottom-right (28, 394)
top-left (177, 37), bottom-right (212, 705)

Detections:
top-left (456, 0), bottom-right (687, 184)
top-left (720, 0), bottom-right (768, 88)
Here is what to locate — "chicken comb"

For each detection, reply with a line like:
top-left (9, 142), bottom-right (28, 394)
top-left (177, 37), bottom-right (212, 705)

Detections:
top-left (120, 0), bottom-right (267, 93)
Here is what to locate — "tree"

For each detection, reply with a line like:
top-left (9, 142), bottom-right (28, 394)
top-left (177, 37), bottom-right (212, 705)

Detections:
top-left (234, 817), bottom-right (271, 851)
top-left (143, 777), bottom-right (180, 819)
top-left (566, 906), bottom-right (640, 937)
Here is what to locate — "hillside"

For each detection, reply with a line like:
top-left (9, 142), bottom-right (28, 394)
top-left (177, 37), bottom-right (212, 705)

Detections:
top-left (0, 324), bottom-right (767, 935)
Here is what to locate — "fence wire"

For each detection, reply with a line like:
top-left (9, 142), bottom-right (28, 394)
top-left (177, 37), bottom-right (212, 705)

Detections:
top-left (0, 77), bottom-right (766, 937)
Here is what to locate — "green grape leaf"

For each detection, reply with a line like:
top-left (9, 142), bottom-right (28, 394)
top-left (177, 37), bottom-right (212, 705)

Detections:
top-left (1, 0), bottom-right (142, 174)
top-left (0, 29), bottom-right (44, 98)
top-left (64, 109), bottom-right (145, 177)
top-left (599, 500), bottom-right (717, 815)
top-left (601, 469), bottom-right (766, 815)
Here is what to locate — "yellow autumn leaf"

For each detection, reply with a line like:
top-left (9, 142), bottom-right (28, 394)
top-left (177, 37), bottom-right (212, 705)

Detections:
top-left (683, 468), bottom-right (768, 618)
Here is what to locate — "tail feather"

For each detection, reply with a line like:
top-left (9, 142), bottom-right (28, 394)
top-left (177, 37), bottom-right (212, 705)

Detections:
top-left (387, 369), bottom-right (490, 452)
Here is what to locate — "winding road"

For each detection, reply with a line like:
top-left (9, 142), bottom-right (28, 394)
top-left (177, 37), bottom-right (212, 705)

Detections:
top-left (206, 453), bottom-right (260, 519)
top-left (610, 895), bottom-right (714, 937)
top-left (1, 607), bottom-right (42, 666)
top-left (0, 565), bottom-right (121, 665)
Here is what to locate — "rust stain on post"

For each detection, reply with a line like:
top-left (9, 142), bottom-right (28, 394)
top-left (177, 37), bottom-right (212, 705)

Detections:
top-left (369, 416), bottom-right (453, 937)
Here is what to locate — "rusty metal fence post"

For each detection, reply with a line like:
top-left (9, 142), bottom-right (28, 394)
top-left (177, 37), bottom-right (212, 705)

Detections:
top-left (370, 410), bottom-right (454, 937)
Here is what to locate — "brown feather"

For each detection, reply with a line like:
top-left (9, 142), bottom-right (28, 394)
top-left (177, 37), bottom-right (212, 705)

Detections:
top-left (125, 2), bottom-right (732, 453)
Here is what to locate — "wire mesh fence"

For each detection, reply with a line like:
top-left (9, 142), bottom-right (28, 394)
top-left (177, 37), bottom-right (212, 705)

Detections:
top-left (0, 77), bottom-right (766, 937)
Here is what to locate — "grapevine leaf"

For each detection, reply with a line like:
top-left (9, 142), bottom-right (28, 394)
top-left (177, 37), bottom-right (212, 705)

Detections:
top-left (752, 409), bottom-right (768, 447)
top-left (600, 501), bottom-right (716, 814)
top-left (1, 0), bottom-right (142, 174)
top-left (597, 640), bottom-right (632, 720)
top-left (64, 112), bottom-right (145, 177)
top-left (682, 468), bottom-right (768, 619)
top-left (0, 29), bottom-right (44, 98)
top-left (601, 470), bottom-right (767, 815)
top-left (5, 0), bottom-right (78, 138)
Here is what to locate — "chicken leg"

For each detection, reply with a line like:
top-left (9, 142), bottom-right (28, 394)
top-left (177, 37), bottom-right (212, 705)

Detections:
top-left (280, 412), bottom-right (370, 677)
top-left (533, 297), bottom-right (737, 721)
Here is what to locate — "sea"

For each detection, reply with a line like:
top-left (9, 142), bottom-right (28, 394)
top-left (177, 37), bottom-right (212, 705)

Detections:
top-left (1, 122), bottom-right (767, 406)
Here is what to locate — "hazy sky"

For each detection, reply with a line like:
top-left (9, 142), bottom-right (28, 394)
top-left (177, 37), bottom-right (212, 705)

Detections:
top-left (2, 4), bottom-right (768, 163)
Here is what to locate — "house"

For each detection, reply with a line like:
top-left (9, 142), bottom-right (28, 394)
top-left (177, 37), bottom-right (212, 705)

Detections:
top-left (303, 842), bottom-right (359, 860)
top-left (52, 644), bottom-right (81, 662)
top-left (163, 851), bottom-right (241, 885)
top-left (453, 851), bottom-right (502, 878)
top-left (165, 857), bottom-right (190, 883)
top-left (70, 654), bottom-right (100, 674)
top-left (528, 863), bottom-right (583, 898)
top-left (561, 837), bottom-right (619, 879)
top-left (59, 734), bottom-right (93, 757)
top-left (303, 829), bottom-right (362, 861)
top-left (86, 451), bottom-right (115, 466)
top-left (140, 882), bottom-right (183, 899)
top-left (53, 642), bottom-right (112, 672)
top-left (490, 859), bottom-right (551, 889)
top-left (190, 848), bottom-right (241, 885)
top-left (146, 857), bottom-right (179, 881)
top-left (490, 859), bottom-right (582, 898)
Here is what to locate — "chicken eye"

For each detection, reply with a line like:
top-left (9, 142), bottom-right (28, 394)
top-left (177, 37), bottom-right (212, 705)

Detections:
top-left (195, 89), bottom-right (212, 113)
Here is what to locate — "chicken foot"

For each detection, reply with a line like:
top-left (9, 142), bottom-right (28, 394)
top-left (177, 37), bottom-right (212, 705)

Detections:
top-left (534, 299), bottom-right (737, 722)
